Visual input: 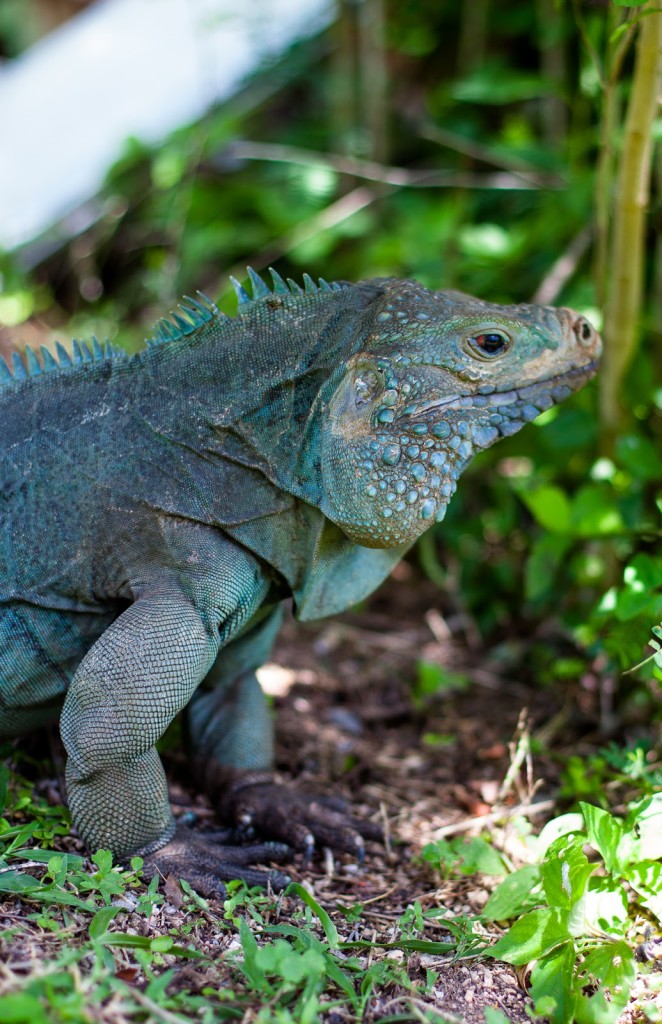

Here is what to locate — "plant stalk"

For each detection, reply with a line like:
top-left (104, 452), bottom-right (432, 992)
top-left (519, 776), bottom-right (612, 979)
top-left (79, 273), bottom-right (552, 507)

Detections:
top-left (600, 6), bottom-right (662, 437)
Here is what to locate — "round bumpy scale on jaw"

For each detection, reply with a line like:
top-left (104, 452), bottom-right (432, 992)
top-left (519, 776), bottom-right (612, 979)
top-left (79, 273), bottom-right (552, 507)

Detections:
top-left (382, 390), bottom-right (398, 407)
top-left (382, 444), bottom-right (401, 466)
top-left (378, 408), bottom-right (395, 424)
top-left (472, 424), bottom-right (499, 448)
top-left (420, 499), bottom-right (436, 520)
top-left (432, 421), bottom-right (451, 439)
top-left (407, 490), bottom-right (419, 505)
top-left (411, 463), bottom-right (426, 482)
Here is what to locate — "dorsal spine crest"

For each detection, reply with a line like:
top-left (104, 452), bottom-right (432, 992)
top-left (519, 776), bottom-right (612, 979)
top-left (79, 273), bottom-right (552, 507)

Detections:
top-left (0, 270), bottom-right (347, 389)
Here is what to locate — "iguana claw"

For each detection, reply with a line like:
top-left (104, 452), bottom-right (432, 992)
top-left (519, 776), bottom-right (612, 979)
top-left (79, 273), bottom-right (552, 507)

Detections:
top-left (142, 824), bottom-right (292, 897)
top-left (222, 780), bottom-right (383, 860)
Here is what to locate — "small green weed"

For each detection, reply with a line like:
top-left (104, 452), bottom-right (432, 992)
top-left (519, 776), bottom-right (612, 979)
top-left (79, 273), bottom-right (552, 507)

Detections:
top-left (485, 794), bottom-right (662, 1023)
top-left (420, 834), bottom-right (509, 880)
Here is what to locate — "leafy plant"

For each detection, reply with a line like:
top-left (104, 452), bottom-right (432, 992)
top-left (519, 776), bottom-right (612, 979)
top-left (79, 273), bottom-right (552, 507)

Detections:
top-left (485, 796), bottom-right (662, 1023)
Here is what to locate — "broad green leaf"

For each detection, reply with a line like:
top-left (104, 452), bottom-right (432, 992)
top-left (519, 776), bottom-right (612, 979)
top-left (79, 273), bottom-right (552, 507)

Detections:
top-left (10, 848), bottom-right (84, 868)
top-left (541, 834), bottom-right (594, 910)
top-left (625, 861), bottom-right (662, 922)
top-left (89, 905), bottom-right (120, 939)
top-left (568, 880), bottom-right (629, 938)
top-left (569, 485), bottom-right (624, 537)
top-left (0, 993), bottom-right (49, 1024)
top-left (573, 941), bottom-right (636, 1024)
top-left (489, 908), bottom-right (570, 965)
top-left (91, 849), bottom-right (113, 874)
top-left (580, 804), bottom-right (624, 873)
top-left (525, 534), bottom-right (571, 603)
top-left (536, 814), bottom-right (584, 856)
top-left (530, 943), bottom-right (577, 1024)
top-left (484, 865), bottom-right (541, 921)
top-left (458, 837), bottom-right (508, 877)
top-left (519, 485), bottom-right (571, 533)
top-left (483, 1010), bottom-right (514, 1024)
top-left (0, 870), bottom-right (41, 893)
top-left (627, 793), bottom-right (662, 860)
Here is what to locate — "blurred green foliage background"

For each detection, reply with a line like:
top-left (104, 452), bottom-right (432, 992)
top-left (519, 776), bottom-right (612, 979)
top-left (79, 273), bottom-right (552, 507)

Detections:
top-left (0, 0), bottom-right (660, 726)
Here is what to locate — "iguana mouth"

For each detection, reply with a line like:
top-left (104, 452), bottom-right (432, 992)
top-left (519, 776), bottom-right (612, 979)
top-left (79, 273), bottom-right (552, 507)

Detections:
top-left (404, 358), bottom-right (600, 418)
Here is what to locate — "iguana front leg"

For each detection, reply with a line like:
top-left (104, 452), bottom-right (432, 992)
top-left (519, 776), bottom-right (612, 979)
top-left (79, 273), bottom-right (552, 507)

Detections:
top-left (60, 539), bottom-right (288, 893)
top-left (187, 608), bottom-right (382, 862)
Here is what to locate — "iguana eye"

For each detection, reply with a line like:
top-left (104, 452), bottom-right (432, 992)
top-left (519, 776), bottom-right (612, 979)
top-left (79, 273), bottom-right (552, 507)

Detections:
top-left (466, 332), bottom-right (510, 358)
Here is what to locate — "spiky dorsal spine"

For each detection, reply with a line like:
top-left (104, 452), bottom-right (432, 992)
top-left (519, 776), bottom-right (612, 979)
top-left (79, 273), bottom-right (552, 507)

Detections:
top-left (147, 269), bottom-right (346, 346)
top-left (0, 270), bottom-right (346, 388)
top-left (229, 266), bottom-right (346, 308)
top-left (0, 336), bottom-right (126, 389)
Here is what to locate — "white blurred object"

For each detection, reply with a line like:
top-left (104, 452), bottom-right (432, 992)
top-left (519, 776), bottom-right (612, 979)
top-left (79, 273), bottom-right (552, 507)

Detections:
top-left (0, 0), bottom-right (332, 250)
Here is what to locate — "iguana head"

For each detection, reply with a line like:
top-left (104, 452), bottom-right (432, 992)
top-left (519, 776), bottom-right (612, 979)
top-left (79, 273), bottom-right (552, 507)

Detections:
top-left (318, 279), bottom-right (601, 548)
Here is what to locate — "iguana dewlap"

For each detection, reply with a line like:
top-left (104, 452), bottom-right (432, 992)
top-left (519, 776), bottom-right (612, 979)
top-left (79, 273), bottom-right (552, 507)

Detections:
top-left (0, 270), bottom-right (601, 893)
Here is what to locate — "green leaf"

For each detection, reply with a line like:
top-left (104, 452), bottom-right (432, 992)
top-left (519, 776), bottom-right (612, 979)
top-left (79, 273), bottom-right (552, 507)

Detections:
top-left (520, 485), bottom-right (571, 533)
top-left (569, 485), bottom-right (624, 537)
top-left (484, 865), bottom-right (541, 921)
top-left (530, 943), bottom-right (577, 1024)
top-left (627, 793), bottom-right (662, 860)
top-left (541, 835), bottom-right (594, 910)
top-left (580, 804), bottom-right (624, 873)
top-left (489, 908), bottom-right (570, 965)
top-left (0, 871), bottom-right (41, 893)
top-left (625, 860), bottom-right (662, 922)
top-left (94, 932), bottom-right (204, 958)
top-left (525, 534), bottom-right (571, 603)
top-left (483, 1010), bottom-right (514, 1024)
top-left (91, 849), bottom-right (113, 874)
top-left (0, 993), bottom-right (50, 1024)
top-left (238, 917), bottom-right (267, 988)
top-left (567, 880), bottom-right (629, 938)
top-left (573, 941), bottom-right (636, 1024)
top-left (284, 881), bottom-right (339, 948)
top-left (536, 814), bottom-right (584, 855)
top-left (11, 849), bottom-right (84, 868)
top-left (457, 837), bottom-right (508, 877)
top-left (89, 905), bottom-right (120, 939)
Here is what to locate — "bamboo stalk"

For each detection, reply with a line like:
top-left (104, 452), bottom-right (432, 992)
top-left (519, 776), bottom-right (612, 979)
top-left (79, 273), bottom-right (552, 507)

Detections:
top-left (600, 6), bottom-right (662, 436)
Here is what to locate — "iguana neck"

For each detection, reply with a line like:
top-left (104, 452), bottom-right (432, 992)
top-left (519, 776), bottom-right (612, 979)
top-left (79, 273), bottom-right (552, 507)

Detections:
top-left (137, 282), bottom-right (385, 506)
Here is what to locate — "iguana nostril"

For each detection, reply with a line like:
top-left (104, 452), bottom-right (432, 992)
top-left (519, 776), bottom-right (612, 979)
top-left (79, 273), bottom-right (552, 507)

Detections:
top-left (574, 317), bottom-right (595, 347)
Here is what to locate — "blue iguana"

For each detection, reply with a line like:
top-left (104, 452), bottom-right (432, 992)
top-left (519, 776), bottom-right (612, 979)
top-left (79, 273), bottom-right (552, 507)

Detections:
top-left (0, 270), bottom-right (601, 892)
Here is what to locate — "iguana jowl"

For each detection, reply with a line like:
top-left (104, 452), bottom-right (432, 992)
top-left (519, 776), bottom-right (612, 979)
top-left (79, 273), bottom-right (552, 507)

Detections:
top-left (0, 270), bottom-right (601, 892)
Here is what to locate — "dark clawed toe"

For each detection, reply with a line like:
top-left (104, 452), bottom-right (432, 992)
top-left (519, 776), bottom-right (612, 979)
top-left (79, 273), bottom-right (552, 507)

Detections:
top-left (226, 781), bottom-right (383, 862)
top-left (143, 825), bottom-right (291, 897)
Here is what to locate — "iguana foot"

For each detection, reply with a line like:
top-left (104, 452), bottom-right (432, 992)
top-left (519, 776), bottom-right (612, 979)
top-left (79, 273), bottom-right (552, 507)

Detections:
top-left (221, 775), bottom-right (383, 861)
top-left (141, 824), bottom-right (292, 896)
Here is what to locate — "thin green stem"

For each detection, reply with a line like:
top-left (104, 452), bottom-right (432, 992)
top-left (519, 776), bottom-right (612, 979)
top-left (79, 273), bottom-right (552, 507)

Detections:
top-left (600, 5), bottom-right (662, 437)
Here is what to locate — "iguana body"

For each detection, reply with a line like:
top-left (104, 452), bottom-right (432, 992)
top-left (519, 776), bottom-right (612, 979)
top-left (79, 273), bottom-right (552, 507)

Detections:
top-left (0, 270), bottom-right (600, 891)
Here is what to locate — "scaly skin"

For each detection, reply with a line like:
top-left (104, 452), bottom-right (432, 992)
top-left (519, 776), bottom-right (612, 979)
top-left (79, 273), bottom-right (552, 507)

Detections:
top-left (0, 270), bottom-right (601, 893)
